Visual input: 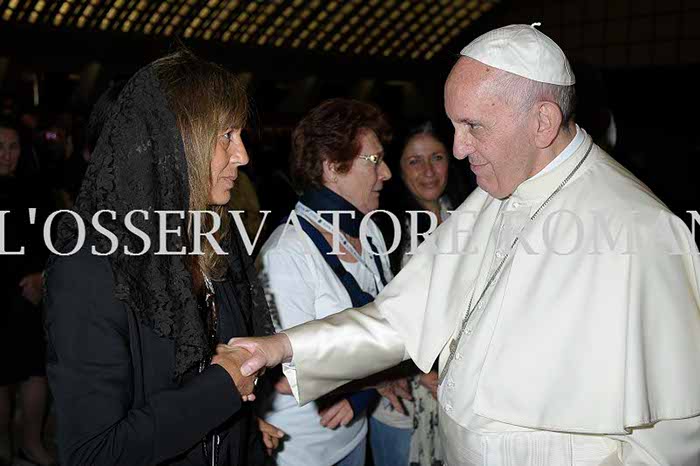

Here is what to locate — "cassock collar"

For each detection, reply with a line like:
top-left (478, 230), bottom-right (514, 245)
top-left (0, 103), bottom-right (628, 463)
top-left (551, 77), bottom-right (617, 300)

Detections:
top-left (529, 124), bottom-right (584, 181)
top-left (510, 128), bottom-right (594, 203)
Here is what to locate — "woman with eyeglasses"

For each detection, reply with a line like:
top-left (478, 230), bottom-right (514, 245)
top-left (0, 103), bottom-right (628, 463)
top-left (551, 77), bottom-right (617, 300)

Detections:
top-left (256, 98), bottom-right (395, 466)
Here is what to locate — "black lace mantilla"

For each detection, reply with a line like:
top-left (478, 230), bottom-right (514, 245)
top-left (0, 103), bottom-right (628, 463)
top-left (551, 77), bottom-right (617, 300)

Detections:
top-left (46, 64), bottom-right (273, 379)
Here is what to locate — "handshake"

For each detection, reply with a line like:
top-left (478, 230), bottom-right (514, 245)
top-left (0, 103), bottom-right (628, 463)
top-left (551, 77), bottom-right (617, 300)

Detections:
top-left (212, 333), bottom-right (294, 401)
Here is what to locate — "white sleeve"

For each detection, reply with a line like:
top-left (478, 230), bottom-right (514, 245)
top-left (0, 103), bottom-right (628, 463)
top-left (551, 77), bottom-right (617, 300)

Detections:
top-left (282, 302), bottom-right (408, 405)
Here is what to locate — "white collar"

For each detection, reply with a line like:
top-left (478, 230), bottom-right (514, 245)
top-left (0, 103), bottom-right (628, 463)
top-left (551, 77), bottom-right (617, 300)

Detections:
top-left (529, 124), bottom-right (583, 181)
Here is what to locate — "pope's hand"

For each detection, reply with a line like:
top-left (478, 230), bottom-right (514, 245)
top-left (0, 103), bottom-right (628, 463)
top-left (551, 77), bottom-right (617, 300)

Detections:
top-left (228, 333), bottom-right (293, 377)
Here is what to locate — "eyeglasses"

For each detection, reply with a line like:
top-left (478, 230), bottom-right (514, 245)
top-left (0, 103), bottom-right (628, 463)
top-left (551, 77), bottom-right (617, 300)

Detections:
top-left (358, 153), bottom-right (383, 165)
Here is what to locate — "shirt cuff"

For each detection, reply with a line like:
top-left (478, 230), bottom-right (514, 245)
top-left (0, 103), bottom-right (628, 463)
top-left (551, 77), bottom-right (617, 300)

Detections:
top-left (282, 362), bottom-right (301, 402)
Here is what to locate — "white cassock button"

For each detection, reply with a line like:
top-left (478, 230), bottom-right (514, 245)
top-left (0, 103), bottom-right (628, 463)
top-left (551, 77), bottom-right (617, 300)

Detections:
top-left (447, 379), bottom-right (455, 389)
top-left (465, 326), bottom-right (473, 335)
top-left (445, 403), bottom-right (453, 412)
top-left (512, 201), bottom-right (520, 209)
top-left (495, 250), bottom-right (505, 259)
top-left (455, 352), bottom-right (463, 360)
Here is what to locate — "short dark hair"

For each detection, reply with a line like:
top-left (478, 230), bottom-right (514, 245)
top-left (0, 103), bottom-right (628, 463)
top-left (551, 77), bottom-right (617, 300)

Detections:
top-left (290, 98), bottom-right (391, 191)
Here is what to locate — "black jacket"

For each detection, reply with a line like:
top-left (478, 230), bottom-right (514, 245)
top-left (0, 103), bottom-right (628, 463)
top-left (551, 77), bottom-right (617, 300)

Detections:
top-left (45, 247), bottom-right (265, 466)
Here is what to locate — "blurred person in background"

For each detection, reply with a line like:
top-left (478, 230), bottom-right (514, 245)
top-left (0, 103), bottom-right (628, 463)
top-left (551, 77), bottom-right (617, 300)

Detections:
top-left (228, 169), bottom-right (265, 252)
top-left (54, 79), bottom-right (130, 206)
top-left (371, 121), bottom-right (471, 466)
top-left (0, 116), bottom-right (55, 466)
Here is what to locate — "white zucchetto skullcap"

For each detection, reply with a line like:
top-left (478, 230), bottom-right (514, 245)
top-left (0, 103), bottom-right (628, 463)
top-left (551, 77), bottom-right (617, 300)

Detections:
top-left (460, 23), bottom-right (575, 86)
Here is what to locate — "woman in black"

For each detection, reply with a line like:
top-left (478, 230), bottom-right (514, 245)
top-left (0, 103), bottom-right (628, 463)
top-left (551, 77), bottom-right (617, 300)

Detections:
top-left (44, 51), bottom-right (274, 465)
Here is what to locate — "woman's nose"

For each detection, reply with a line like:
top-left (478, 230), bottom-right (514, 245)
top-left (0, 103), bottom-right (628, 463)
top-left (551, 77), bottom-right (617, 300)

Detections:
top-left (379, 161), bottom-right (392, 181)
top-left (233, 142), bottom-right (249, 167)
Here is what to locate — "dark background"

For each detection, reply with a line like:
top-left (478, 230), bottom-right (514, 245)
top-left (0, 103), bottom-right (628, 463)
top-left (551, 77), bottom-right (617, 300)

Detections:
top-left (1, 0), bottom-right (698, 222)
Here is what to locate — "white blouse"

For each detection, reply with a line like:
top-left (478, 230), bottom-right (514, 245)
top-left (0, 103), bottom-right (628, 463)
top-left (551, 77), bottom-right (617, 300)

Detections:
top-left (257, 218), bottom-right (392, 466)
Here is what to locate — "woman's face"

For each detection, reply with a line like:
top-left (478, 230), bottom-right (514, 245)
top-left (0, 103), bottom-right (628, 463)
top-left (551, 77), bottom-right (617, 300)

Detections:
top-left (209, 128), bottom-right (249, 205)
top-left (330, 129), bottom-right (392, 214)
top-left (0, 127), bottom-right (20, 177)
top-left (400, 133), bottom-right (449, 205)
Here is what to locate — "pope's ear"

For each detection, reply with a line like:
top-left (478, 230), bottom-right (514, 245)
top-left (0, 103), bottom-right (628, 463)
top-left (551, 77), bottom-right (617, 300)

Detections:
top-left (534, 101), bottom-right (563, 149)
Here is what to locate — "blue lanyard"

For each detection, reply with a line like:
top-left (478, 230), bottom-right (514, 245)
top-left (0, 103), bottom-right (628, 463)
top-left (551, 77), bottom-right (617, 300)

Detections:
top-left (295, 202), bottom-right (388, 289)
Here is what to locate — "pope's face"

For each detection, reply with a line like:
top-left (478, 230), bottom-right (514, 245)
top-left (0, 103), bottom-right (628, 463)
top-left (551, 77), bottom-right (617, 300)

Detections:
top-left (445, 57), bottom-right (535, 199)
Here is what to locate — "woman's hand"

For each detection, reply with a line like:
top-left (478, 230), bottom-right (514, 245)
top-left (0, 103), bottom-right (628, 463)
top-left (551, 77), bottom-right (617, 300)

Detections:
top-left (319, 399), bottom-right (354, 430)
top-left (257, 417), bottom-right (285, 456)
top-left (228, 333), bottom-right (293, 376)
top-left (212, 344), bottom-right (258, 401)
top-left (419, 371), bottom-right (439, 399)
top-left (19, 273), bottom-right (43, 306)
top-left (377, 377), bottom-right (412, 415)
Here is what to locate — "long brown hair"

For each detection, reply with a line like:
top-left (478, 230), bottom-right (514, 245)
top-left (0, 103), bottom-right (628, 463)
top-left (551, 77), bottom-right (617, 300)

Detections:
top-left (153, 50), bottom-right (248, 281)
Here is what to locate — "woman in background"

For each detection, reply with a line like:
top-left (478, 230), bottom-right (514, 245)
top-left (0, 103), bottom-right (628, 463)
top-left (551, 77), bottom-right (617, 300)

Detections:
top-left (257, 98), bottom-right (394, 466)
top-left (374, 121), bottom-right (472, 466)
top-left (0, 117), bottom-right (54, 466)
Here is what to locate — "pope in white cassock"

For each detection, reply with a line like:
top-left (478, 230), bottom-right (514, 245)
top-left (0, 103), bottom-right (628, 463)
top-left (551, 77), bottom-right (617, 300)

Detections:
top-left (232, 24), bottom-right (700, 465)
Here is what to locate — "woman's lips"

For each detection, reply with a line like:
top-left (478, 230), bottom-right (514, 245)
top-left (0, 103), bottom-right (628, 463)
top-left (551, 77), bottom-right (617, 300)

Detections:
top-left (419, 180), bottom-right (440, 189)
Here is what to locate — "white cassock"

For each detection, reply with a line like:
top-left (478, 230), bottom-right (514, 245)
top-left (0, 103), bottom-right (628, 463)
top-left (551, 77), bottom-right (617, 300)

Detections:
top-left (282, 128), bottom-right (700, 466)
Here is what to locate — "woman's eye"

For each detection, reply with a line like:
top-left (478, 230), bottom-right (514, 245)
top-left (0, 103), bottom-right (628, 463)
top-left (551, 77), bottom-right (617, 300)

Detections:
top-left (433, 154), bottom-right (444, 161)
